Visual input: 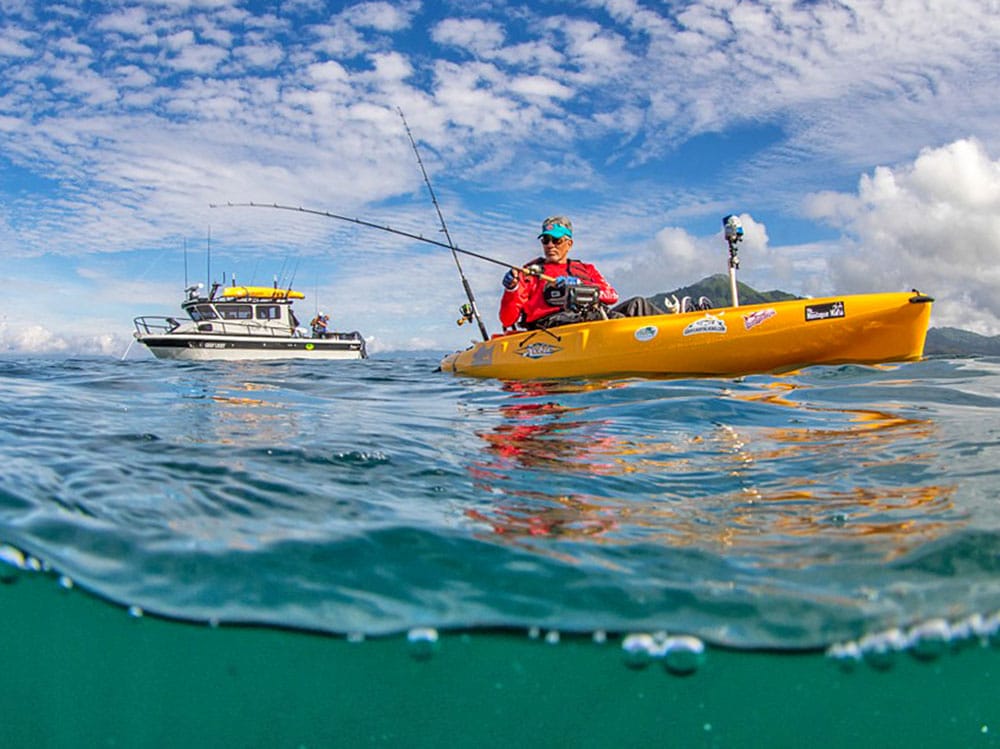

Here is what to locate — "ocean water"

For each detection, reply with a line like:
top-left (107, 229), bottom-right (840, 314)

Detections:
top-left (1, 353), bottom-right (999, 746)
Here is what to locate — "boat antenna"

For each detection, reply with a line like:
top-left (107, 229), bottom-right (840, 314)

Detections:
top-left (206, 226), bottom-right (212, 290)
top-left (183, 238), bottom-right (189, 288)
top-left (397, 108), bottom-right (489, 341)
top-left (722, 214), bottom-right (744, 307)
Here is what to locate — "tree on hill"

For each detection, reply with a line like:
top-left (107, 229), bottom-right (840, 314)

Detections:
top-left (924, 327), bottom-right (1000, 355)
top-left (648, 273), bottom-right (800, 309)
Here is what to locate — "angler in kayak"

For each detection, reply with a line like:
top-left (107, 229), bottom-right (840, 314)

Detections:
top-left (499, 215), bottom-right (674, 331)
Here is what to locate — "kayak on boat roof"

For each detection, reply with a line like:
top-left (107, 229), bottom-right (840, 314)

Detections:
top-left (439, 291), bottom-right (933, 380)
top-left (219, 286), bottom-right (306, 300)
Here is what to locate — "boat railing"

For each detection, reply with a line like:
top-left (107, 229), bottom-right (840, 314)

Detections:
top-left (133, 316), bottom-right (181, 335)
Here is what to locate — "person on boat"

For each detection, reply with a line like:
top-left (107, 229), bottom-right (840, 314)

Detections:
top-left (499, 216), bottom-right (665, 331)
top-left (310, 312), bottom-right (330, 338)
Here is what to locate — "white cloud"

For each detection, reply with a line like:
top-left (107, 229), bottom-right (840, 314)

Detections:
top-left (612, 212), bottom-right (771, 298)
top-left (164, 39), bottom-right (228, 73)
top-left (805, 138), bottom-right (1000, 334)
top-left (0, 323), bottom-right (70, 354)
top-left (0, 26), bottom-right (34, 58)
top-left (431, 18), bottom-right (506, 56)
top-left (95, 6), bottom-right (152, 36)
top-left (234, 41), bottom-right (284, 69)
top-left (340, 1), bottom-right (418, 33)
top-left (508, 74), bottom-right (573, 101)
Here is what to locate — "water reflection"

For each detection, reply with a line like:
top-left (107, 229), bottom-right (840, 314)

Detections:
top-left (179, 368), bottom-right (300, 447)
top-left (465, 377), bottom-right (961, 568)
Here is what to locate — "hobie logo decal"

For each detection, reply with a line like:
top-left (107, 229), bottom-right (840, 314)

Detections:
top-left (805, 301), bottom-right (845, 321)
top-left (743, 308), bottom-right (776, 330)
top-left (683, 315), bottom-right (727, 336)
top-left (518, 342), bottom-right (562, 359)
top-left (634, 325), bottom-right (658, 342)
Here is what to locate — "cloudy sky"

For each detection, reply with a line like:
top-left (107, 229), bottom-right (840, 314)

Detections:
top-left (3, 0), bottom-right (1000, 356)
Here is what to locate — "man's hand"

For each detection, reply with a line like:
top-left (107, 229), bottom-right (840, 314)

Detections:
top-left (554, 276), bottom-right (581, 286)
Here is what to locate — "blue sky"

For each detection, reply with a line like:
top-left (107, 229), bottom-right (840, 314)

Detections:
top-left (2, 0), bottom-right (1000, 355)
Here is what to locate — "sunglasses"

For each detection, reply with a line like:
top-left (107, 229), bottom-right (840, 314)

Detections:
top-left (540, 235), bottom-right (567, 245)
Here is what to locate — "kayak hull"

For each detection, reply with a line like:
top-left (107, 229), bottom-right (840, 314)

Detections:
top-left (139, 333), bottom-right (366, 361)
top-left (440, 292), bottom-right (933, 379)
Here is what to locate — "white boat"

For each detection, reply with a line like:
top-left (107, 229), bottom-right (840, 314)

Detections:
top-left (133, 283), bottom-right (367, 361)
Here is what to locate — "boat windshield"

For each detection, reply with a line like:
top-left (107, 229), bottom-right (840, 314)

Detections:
top-left (189, 304), bottom-right (218, 321)
top-left (256, 305), bottom-right (282, 320)
top-left (217, 304), bottom-right (253, 320)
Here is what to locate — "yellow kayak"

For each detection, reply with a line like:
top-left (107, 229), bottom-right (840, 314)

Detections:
top-left (220, 286), bottom-right (305, 300)
top-left (440, 291), bottom-right (933, 379)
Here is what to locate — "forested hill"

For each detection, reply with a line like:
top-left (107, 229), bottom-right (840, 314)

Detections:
top-left (650, 273), bottom-right (799, 309)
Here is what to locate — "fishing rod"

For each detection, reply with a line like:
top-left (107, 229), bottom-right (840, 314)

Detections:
top-left (397, 108), bottom-right (490, 341)
top-left (209, 202), bottom-right (553, 279)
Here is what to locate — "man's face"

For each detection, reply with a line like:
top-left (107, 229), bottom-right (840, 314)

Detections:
top-left (541, 235), bottom-right (572, 263)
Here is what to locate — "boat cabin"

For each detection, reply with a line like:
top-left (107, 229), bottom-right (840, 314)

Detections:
top-left (181, 296), bottom-right (300, 335)
top-left (134, 283), bottom-right (307, 339)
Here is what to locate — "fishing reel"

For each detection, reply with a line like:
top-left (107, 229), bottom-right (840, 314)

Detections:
top-left (722, 214), bottom-right (744, 269)
top-left (456, 303), bottom-right (474, 326)
top-left (543, 282), bottom-right (601, 312)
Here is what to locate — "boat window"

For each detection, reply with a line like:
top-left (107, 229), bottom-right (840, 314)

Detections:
top-left (256, 305), bottom-right (282, 320)
top-left (190, 305), bottom-right (218, 321)
top-left (218, 304), bottom-right (253, 320)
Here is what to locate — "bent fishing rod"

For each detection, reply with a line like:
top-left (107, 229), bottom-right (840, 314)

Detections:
top-left (209, 202), bottom-right (556, 280)
top-left (397, 108), bottom-right (489, 341)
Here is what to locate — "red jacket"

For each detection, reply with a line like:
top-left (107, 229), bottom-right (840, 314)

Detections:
top-left (499, 257), bottom-right (619, 329)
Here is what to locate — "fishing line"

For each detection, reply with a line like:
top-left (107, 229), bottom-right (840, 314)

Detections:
top-left (209, 202), bottom-right (536, 274)
top-left (396, 107), bottom-right (489, 341)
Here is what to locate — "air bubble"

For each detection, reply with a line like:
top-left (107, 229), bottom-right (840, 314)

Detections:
top-left (661, 635), bottom-right (706, 676)
top-left (592, 630), bottom-right (607, 644)
top-left (907, 618), bottom-right (951, 660)
top-left (544, 630), bottom-right (560, 645)
top-left (948, 614), bottom-right (981, 642)
top-left (0, 544), bottom-right (26, 570)
top-left (406, 627), bottom-right (439, 660)
top-left (58, 575), bottom-right (74, 590)
top-left (621, 633), bottom-right (657, 670)
top-left (981, 611), bottom-right (1000, 643)
top-left (128, 605), bottom-right (144, 618)
top-left (826, 640), bottom-right (863, 667)
top-left (346, 632), bottom-right (365, 643)
top-left (858, 628), bottom-right (907, 670)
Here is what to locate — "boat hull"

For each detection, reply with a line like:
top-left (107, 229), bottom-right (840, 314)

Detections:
top-left (440, 292), bottom-right (933, 379)
top-left (138, 334), bottom-right (366, 361)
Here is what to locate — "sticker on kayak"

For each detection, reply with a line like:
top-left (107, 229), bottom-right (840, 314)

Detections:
top-left (683, 314), bottom-right (727, 336)
top-left (634, 325), bottom-right (658, 342)
top-left (471, 344), bottom-right (494, 367)
top-left (805, 301), bottom-right (845, 321)
top-left (518, 342), bottom-right (562, 359)
top-left (743, 308), bottom-right (776, 330)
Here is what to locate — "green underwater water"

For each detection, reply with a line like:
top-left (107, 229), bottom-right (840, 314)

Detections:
top-left (3, 572), bottom-right (998, 749)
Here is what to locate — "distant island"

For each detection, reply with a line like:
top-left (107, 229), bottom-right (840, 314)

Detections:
top-left (654, 274), bottom-right (999, 357)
